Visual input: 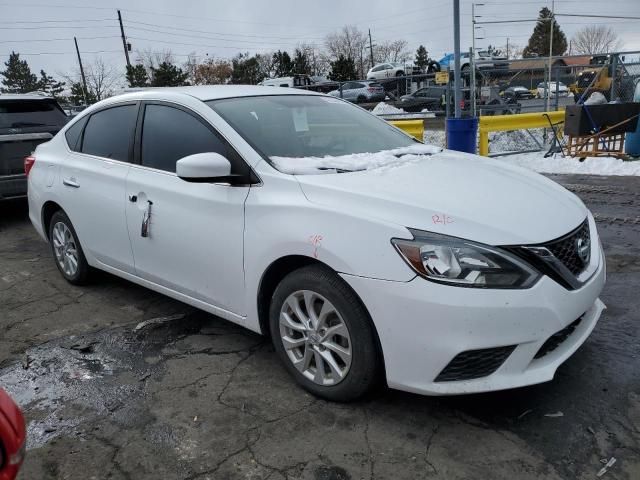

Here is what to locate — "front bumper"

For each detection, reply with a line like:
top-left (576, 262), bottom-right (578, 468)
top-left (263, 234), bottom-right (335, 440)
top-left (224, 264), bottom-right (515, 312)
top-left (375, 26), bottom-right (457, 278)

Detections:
top-left (340, 246), bottom-right (606, 396)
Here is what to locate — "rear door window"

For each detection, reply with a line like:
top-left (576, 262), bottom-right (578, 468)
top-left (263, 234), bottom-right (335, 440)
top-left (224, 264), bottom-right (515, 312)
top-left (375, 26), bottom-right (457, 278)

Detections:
top-left (81, 104), bottom-right (138, 162)
top-left (64, 117), bottom-right (87, 151)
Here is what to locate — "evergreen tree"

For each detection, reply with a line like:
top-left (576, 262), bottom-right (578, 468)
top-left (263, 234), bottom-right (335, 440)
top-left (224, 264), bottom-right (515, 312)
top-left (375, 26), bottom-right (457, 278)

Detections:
top-left (414, 45), bottom-right (429, 70)
top-left (0, 52), bottom-right (40, 93)
top-left (523, 7), bottom-right (567, 57)
top-left (126, 64), bottom-right (149, 87)
top-left (328, 55), bottom-right (357, 82)
top-left (230, 53), bottom-right (262, 84)
top-left (272, 50), bottom-right (294, 77)
top-left (68, 82), bottom-right (96, 105)
top-left (150, 62), bottom-right (189, 87)
top-left (292, 49), bottom-right (311, 75)
top-left (38, 70), bottom-right (65, 98)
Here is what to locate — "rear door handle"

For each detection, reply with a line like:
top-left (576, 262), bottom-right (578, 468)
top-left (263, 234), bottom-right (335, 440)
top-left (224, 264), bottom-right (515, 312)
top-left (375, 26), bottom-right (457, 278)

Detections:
top-left (62, 177), bottom-right (80, 188)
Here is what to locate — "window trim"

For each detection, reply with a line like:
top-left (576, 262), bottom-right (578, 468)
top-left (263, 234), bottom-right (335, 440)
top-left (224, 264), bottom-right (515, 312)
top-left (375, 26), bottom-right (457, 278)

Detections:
top-left (70, 101), bottom-right (140, 163)
top-left (133, 100), bottom-right (258, 184)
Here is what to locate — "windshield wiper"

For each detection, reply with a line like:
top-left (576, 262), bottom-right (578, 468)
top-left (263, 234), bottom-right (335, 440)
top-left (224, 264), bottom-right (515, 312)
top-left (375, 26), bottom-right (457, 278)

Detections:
top-left (317, 167), bottom-right (360, 173)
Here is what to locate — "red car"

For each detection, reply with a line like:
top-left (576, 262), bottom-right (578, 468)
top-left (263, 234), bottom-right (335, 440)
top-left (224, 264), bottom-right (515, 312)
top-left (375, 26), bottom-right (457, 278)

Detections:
top-left (0, 389), bottom-right (25, 480)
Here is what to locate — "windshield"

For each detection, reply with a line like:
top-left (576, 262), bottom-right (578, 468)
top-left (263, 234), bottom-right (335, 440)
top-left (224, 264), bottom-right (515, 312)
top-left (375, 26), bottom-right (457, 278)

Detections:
top-left (0, 99), bottom-right (68, 129)
top-left (207, 95), bottom-right (416, 170)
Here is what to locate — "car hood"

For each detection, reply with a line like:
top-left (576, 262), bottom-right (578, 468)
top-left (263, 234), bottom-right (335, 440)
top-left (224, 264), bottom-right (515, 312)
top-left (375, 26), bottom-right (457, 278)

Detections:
top-left (294, 149), bottom-right (587, 245)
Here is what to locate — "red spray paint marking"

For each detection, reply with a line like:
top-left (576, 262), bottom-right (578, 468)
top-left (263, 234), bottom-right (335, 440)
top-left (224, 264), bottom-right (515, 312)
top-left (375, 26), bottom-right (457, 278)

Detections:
top-left (308, 235), bottom-right (323, 258)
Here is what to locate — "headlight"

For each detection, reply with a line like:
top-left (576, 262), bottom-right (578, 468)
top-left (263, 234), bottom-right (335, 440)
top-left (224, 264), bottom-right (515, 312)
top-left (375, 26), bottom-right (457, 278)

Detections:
top-left (392, 229), bottom-right (540, 289)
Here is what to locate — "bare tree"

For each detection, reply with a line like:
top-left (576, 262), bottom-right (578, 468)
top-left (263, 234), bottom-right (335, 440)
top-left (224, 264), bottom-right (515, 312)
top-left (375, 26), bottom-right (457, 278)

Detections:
top-left (325, 25), bottom-right (368, 77)
top-left (62, 57), bottom-right (120, 101)
top-left (375, 39), bottom-right (410, 64)
top-left (298, 42), bottom-right (330, 76)
top-left (135, 48), bottom-right (175, 77)
top-left (85, 58), bottom-right (120, 100)
top-left (183, 52), bottom-right (199, 85)
top-left (572, 26), bottom-right (621, 55)
top-left (193, 58), bottom-right (232, 85)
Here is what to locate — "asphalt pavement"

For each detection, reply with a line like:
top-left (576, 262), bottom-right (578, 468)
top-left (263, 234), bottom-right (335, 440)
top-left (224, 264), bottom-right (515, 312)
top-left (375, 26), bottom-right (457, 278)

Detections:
top-left (0, 172), bottom-right (638, 480)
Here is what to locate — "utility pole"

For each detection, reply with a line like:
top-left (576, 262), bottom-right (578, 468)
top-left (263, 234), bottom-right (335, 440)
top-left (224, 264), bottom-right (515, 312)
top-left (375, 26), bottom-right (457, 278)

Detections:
top-left (453, 0), bottom-right (462, 118)
top-left (506, 37), bottom-right (510, 59)
top-left (73, 36), bottom-right (88, 106)
top-left (368, 29), bottom-right (375, 69)
top-left (118, 9), bottom-right (131, 69)
top-left (545, 0), bottom-right (555, 112)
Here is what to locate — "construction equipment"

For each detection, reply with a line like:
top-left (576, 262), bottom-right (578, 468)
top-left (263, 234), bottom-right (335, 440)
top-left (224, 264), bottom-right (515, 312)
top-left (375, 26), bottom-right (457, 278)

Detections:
top-left (570, 54), bottom-right (634, 102)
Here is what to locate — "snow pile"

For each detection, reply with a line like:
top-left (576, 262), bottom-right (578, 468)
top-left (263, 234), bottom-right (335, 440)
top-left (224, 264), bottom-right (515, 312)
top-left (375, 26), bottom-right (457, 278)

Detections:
top-left (371, 102), bottom-right (405, 115)
top-left (271, 144), bottom-right (442, 175)
top-left (494, 152), bottom-right (640, 176)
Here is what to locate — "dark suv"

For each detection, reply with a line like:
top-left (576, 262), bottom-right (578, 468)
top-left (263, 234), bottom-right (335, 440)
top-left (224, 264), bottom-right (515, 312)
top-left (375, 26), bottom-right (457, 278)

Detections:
top-left (0, 94), bottom-right (68, 200)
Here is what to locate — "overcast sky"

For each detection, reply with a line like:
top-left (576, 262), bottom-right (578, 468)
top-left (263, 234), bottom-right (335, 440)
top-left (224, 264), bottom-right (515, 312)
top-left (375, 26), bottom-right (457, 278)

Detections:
top-left (1, 0), bottom-right (639, 84)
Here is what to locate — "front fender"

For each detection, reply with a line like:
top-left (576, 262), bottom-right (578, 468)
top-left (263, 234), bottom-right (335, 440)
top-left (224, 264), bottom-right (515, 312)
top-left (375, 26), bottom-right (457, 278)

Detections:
top-left (243, 173), bottom-right (415, 332)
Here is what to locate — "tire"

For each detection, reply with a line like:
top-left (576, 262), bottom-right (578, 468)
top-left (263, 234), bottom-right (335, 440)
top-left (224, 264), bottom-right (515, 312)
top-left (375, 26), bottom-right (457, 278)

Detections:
top-left (48, 210), bottom-right (90, 285)
top-left (356, 95), bottom-right (366, 104)
top-left (395, 71), bottom-right (404, 77)
top-left (269, 265), bottom-right (380, 402)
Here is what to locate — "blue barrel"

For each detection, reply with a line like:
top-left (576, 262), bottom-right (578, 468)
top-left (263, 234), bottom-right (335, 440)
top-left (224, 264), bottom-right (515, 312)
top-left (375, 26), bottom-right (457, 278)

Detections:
top-left (446, 117), bottom-right (479, 154)
top-left (625, 81), bottom-right (640, 156)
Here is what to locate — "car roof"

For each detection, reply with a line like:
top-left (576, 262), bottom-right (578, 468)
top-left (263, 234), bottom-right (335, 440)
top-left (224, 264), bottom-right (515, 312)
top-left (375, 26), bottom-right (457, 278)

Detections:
top-left (0, 93), bottom-right (57, 101)
top-left (114, 85), bottom-right (324, 102)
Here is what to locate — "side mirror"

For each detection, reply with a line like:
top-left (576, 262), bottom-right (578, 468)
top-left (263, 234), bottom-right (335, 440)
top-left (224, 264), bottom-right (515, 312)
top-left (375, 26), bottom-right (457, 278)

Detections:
top-left (176, 152), bottom-right (232, 183)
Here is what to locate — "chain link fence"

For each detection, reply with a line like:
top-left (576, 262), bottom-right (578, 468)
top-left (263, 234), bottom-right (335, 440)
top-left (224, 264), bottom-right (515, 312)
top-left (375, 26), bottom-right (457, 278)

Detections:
top-left (288, 51), bottom-right (640, 155)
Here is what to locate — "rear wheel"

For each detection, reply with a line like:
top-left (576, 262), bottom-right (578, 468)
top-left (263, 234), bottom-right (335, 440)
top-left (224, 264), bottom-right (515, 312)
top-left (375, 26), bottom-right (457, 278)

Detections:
top-left (48, 210), bottom-right (90, 285)
top-left (269, 265), bottom-right (380, 402)
top-left (356, 95), bottom-right (366, 104)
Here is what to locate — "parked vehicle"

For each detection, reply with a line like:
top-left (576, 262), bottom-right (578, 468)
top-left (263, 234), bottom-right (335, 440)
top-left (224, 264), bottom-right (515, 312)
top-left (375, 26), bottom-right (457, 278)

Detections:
top-left (28, 86), bottom-right (605, 401)
top-left (398, 87), bottom-right (443, 112)
top-left (439, 50), bottom-right (508, 73)
top-left (0, 389), bottom-right (25, 480)
top-left (537, 82), bottom-right (570, 98)
top-left (502, 86), bottom-right (535, 100)
top-left (367, 62), bottom-right (420, 80)
top-left (327, 81), bottom-right (385, 103)
top-left (260, 75), bottom-right (339, 94)
top-left (1, 93), bottom-right (68, 200)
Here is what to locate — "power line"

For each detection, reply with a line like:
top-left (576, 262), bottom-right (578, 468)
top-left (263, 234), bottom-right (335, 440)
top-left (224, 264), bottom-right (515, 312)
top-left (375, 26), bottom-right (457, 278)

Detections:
top-left (124, 20), bottom-right (325, 41)
top-left (0, 36), bottom-right (121, 43)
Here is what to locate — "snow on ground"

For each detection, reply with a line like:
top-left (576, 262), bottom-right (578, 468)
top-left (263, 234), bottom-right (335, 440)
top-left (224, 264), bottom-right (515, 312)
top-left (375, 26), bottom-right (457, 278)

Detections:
top-left (371, 102), bottom-right (405, 115)
top-left (493, 152), bottom-right (640, 176)
top-left (271, 144), bottom-right (442, 175)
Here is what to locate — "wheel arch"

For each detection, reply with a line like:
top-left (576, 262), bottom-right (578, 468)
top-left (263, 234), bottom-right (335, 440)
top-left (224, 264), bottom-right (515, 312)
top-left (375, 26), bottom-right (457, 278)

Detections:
top-left (41, 200), bottom-right (64, 241)
top-left (256, 255), bottom-right (387, 381)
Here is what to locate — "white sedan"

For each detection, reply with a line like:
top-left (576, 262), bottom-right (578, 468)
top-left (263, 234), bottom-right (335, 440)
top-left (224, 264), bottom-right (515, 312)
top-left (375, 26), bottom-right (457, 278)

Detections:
top-left (27, 86), bottom-right (605, 401)
top-left (537, 82), bottom-right (570, 98)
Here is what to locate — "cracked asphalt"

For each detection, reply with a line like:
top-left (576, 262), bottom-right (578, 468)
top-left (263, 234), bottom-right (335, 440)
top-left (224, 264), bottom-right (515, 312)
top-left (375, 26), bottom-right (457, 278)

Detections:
top-left (1, 173), bottom-right (639, 480)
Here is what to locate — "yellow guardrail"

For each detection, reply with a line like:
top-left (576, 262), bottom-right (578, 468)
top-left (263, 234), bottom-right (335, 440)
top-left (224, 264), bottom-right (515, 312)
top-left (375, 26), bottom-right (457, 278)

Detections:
top-left (478, 111), bottom-right (564, 156)
top-left (388, 119), bottom-right (424, 141)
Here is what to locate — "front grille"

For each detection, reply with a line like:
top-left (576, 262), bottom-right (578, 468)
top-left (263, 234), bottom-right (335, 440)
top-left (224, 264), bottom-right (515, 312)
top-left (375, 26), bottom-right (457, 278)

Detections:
top-left (534, 316), bottom-right (583, 359)
top-left (543, 220), bottom-right (590, 276)
top-left (435, 345), bottom-right (516, 382)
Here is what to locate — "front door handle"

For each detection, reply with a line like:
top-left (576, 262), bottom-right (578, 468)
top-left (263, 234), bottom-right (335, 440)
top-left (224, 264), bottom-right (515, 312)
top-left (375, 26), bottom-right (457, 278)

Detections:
top-left (62, 177), bottom-right (80, 188)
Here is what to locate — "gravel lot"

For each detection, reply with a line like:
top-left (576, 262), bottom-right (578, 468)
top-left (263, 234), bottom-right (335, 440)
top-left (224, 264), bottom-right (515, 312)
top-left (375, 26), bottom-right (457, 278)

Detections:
top-left (1, 173), bottom-right (639, 480)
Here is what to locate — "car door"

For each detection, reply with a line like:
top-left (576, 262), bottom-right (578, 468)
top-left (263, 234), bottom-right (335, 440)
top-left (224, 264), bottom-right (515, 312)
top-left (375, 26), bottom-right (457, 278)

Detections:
top-left (125, 101), bottom-right (250, 315)
top-left (59, 103), bottom-right (138, 273)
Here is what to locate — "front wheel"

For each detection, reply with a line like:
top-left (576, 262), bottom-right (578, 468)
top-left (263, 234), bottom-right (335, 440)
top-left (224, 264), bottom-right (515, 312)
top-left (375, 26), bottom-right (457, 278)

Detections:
top-left (49, 210), bottom-right (90, 285)
top-left (269, 265), bottom-right (380, 402)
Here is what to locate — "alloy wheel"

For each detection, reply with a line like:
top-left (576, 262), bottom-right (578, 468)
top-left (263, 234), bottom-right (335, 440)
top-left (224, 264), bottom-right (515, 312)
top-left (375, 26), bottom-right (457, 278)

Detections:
top-left (279, 290), bottom-right (352, 386)
top-left (52, 221), bottom-right (79, 277)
